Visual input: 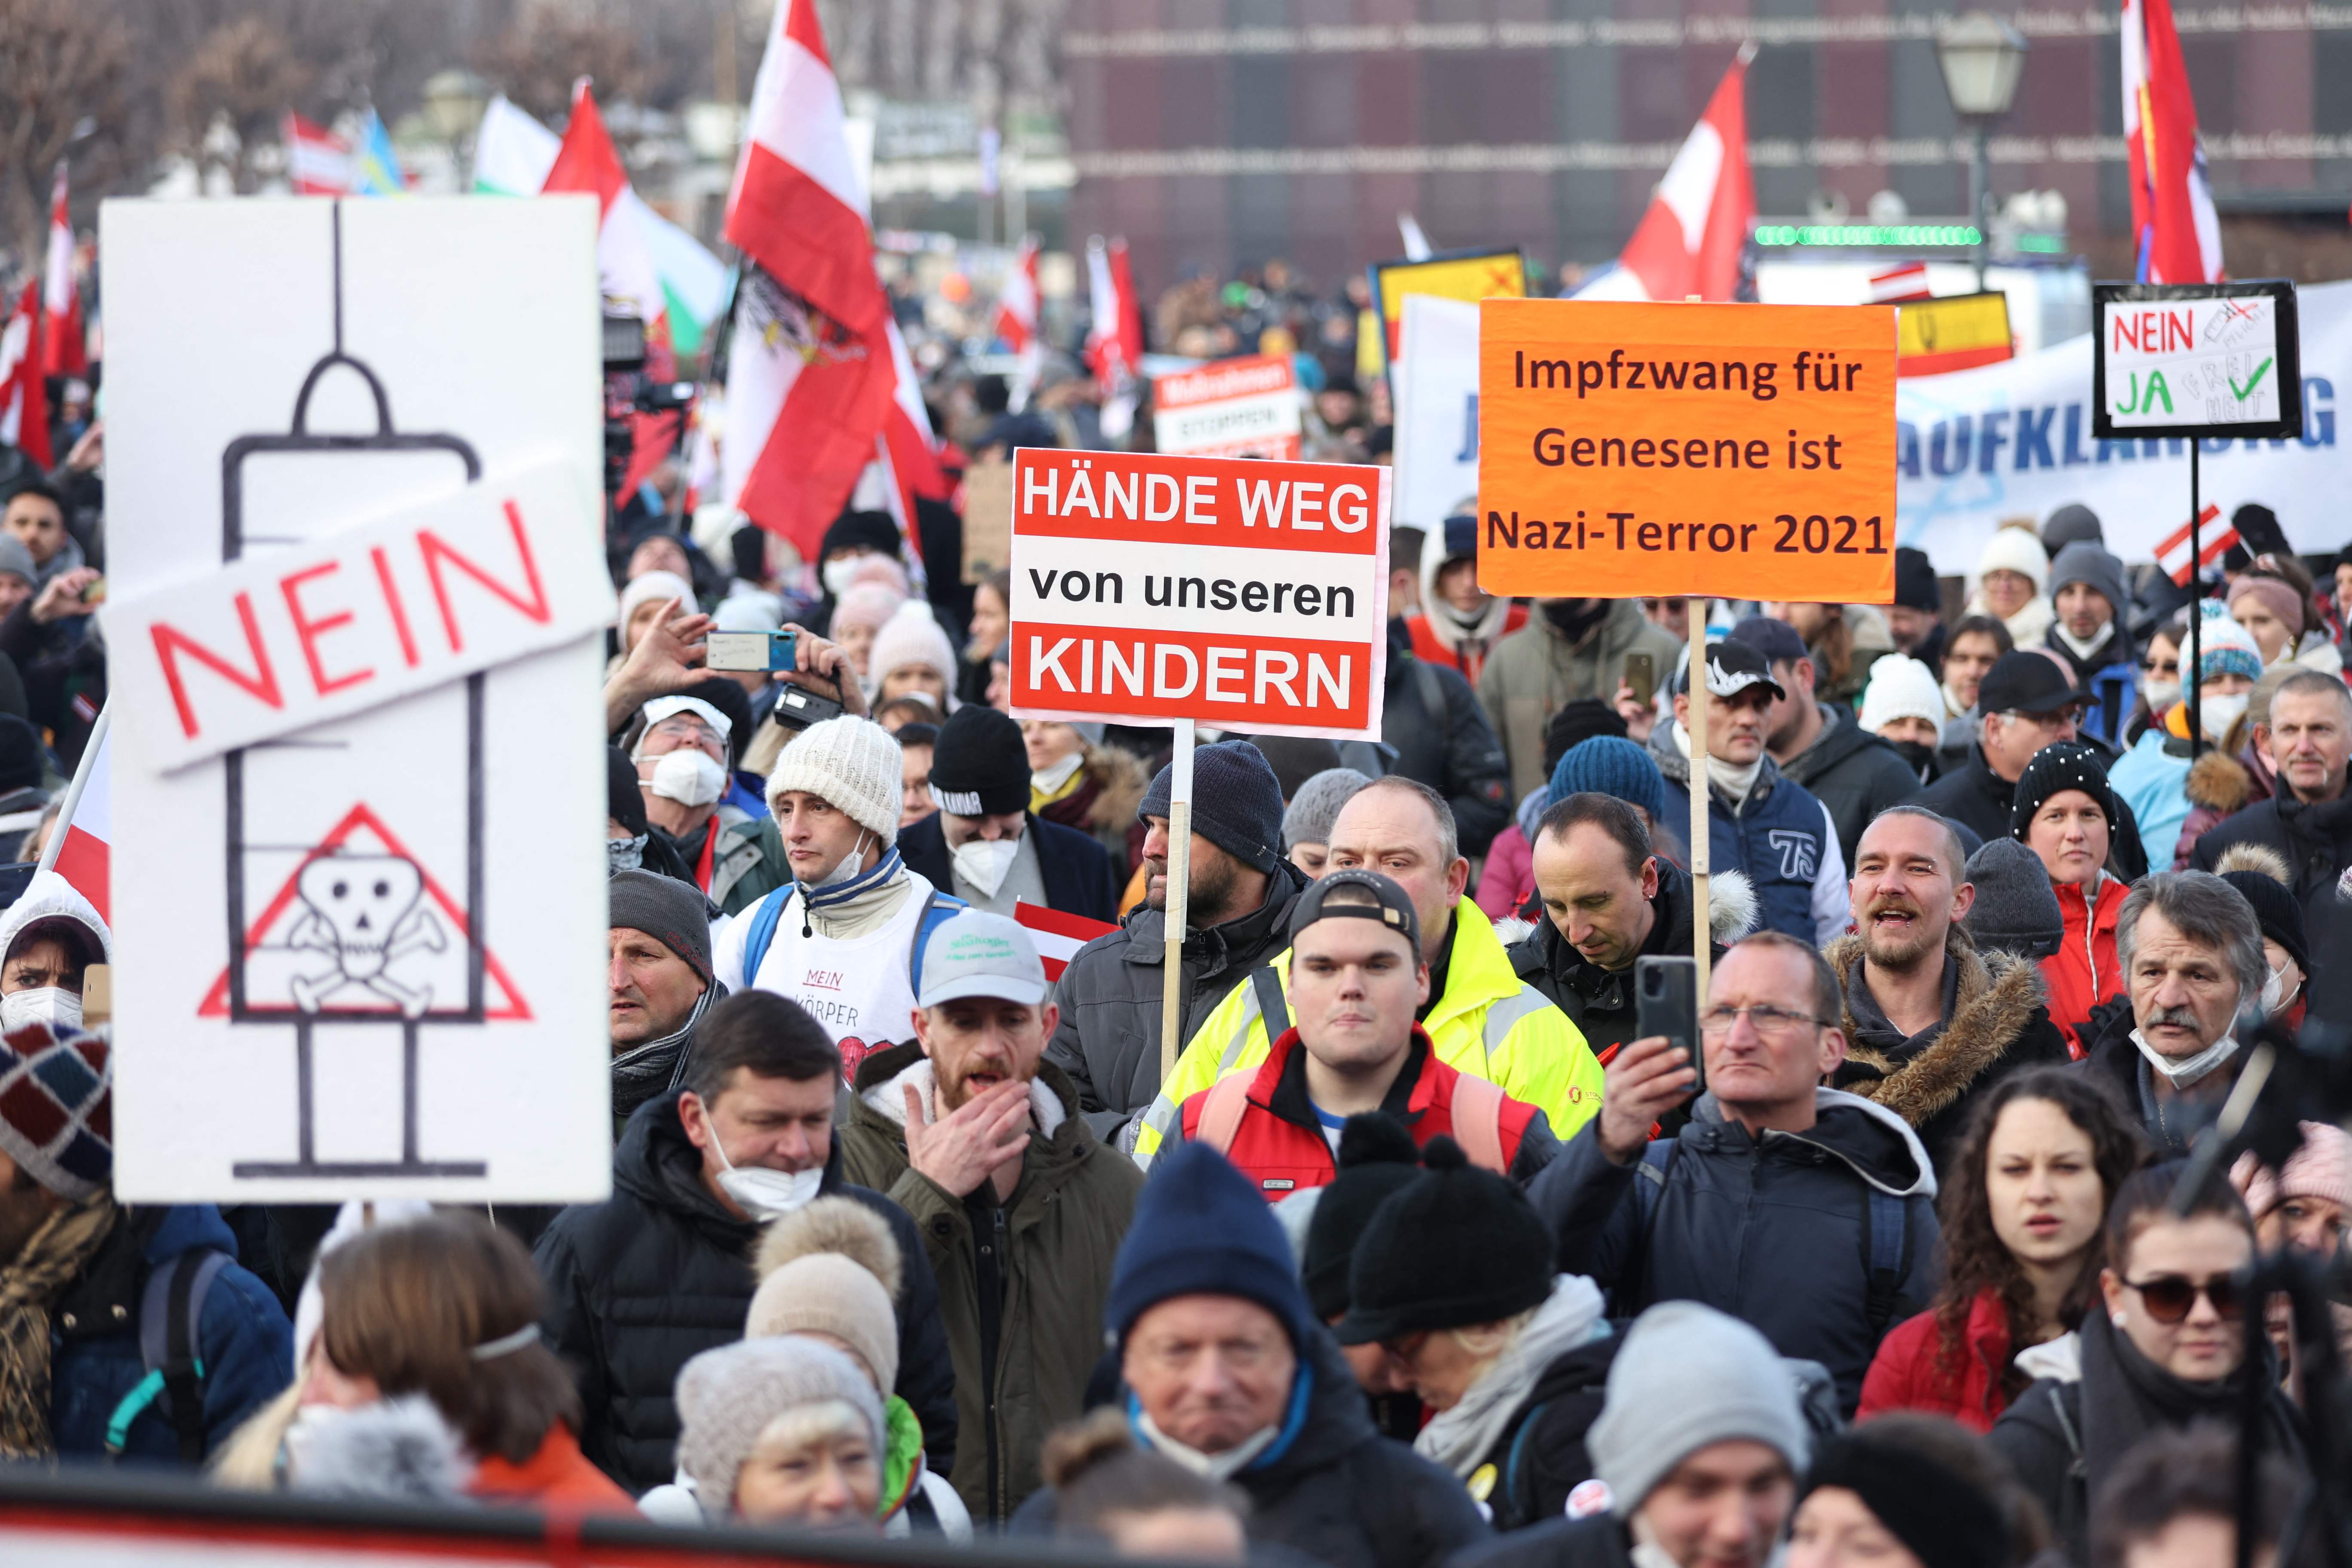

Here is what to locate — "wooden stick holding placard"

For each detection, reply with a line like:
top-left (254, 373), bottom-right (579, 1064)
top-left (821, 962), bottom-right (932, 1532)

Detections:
top-left (1686, 615), bottom-right (1712, 1000)
top-left (1159, 719), bottom-right (1196, 1081)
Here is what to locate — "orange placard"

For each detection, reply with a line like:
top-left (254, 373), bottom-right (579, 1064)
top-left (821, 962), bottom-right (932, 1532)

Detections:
top-left (1476, 299), bottom-right (1897, 603)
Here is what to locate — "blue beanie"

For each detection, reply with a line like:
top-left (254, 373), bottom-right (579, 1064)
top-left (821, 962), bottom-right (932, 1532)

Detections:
top-left (1107, 1142), bottom-right (1317, 1351)
top-left (1550, 735), bottom-right (1669, 824)
top-left (1138, 741), bottom-right (1286, 874)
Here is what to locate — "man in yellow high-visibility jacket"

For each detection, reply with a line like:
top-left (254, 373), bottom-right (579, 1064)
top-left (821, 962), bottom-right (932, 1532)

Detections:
top-left (1135, 775), bottom-right (1603, 1166)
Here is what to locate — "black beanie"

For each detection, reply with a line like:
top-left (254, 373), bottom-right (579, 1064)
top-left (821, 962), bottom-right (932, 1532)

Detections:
top-left (1244, 734), bottom-right (1345, 800)
top-left (1542, 698), bottom-right (1628, 776)
top-left (0, 714), bottom-right (43, 793)
top-left (820, 509), bottom-right (901, 563)
top-left (608, 747), bottom-right (649, 837)
top-left (1138, 741), bottom-right (1285, 874)
top-left (1798, 1429), bottom-right (2012, 1568)
top-left (1894, 546), bottom-right (1941, 613)
top-left (608, 869), bottom-right (714, 984)
top-left (2008, 741), bottom-right (2117, 842)
top-left (2221, 864), bottom-right (2309, 973)
top-left (1335, 1136), bottom-right (1553, 1344)
top-left (930, 705), bottom-right (1030, 816)
top-left (1302, 1114), bottom-right (1424, 1320)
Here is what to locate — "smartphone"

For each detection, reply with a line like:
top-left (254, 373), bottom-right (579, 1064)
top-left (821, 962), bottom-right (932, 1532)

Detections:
top-left (1635, 955), bottom-right (1702, 1097)
top-left (1622, 651), bottom-right (1657, 709)
top-left (706, 628), bottom-right (799, 672)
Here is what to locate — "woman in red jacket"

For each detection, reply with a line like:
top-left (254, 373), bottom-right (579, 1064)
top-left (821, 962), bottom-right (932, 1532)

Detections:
top-left (2012, 742), bottom-right (2131, 1055)
top-left (1859, 1068), bottom-right (2146, 1431)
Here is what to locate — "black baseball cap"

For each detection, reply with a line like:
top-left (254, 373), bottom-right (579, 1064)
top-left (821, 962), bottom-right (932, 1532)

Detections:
top-left (1976, 649), bottom-right (2091, 717)
top-left (1288, 868), bottom-right (1422, 954)
top-left (1727, 615), bottom-right (1810, 667)
top-left (1675, 640), bottom-right (1787, 703)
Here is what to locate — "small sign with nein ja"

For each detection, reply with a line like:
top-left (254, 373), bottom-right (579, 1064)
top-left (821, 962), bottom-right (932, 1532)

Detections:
top-left (2093, 280), bottom-right (2303, 441)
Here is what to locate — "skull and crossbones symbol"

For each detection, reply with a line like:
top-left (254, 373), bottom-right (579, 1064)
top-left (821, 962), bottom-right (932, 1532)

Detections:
top-left (285, 854), bottom-right (447, 1018)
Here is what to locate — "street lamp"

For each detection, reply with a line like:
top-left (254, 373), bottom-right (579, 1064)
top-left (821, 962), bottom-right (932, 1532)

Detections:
top-left (422, 68), bottom-right (491, 187)
top-left (1934, 12), bottom-right (2027, 288)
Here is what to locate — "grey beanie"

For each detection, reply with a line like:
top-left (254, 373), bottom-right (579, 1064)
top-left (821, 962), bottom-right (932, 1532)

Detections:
top-left (675, 1337), bottom-right (885, 1512)
top-left (1962, 837), bottom-right (2064, 961)
top-left (1589, 1302), bottom-right (1810, 1518)
top-left (0, 534), bottom-right (35, 587)
top-left (2041, 503), bottom-right (2104, 556)
top-left (1283, 768), bottom-right (1373, 851)
top-left (2047, 540), bottom-right (2127, 620)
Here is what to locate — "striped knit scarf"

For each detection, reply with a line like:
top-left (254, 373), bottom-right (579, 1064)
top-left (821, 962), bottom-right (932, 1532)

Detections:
top-left (0, 1193), bottom-right (116, 1458)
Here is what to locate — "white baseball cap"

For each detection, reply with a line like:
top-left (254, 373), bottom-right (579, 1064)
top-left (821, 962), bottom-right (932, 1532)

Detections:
top-left (917, 911), bottom-right (1048, 1009)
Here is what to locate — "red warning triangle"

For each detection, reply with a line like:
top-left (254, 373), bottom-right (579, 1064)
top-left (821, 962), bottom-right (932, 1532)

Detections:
top-left (198, 802), bottom-right (532, 1021)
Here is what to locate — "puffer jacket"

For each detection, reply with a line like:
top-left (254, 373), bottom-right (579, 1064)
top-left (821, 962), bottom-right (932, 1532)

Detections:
top-left (1015, 1328), bottom-right (1493, 1568)
top-left (533, 1096), bottom-right (957, 1495)
top-left (2039, 875), bottom-right (2126, 1052)
top-left (1386, 618), bottom-right (1514, 857)
top-left (1776, 703), bottom-right (1927, 866)
top-left (1044, 857), bottom-right (1312, 1148)
top-left (1647, 726), bottom-right (1850, 946)
top-left (1857, 1289), bottom-right (2014, 1433)
top-left (1917, 745), bottom-right (2021, 848)
top-left (49, 1204), bottom-right (293, 1463)
top-left (1826, 927), bottom-right (2074, 1179)
top-left (1479, 600), bottom-right (1681, 801)
top-left (1530, 1087), bottom-right (1940, 1414)
top-left (2191, 787), bottom-right (2352, 927)
top-left (836, 1045), bottom-right (1143, 1522)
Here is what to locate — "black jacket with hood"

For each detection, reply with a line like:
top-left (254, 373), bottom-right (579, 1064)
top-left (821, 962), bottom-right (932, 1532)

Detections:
top-left (1046, 856), bottom-right (1313, 1149)
top-left (2191, 788), bottom-right (2352, 927)
top-left (1777, 703), bottom-right (1929, 867)
top-left (1015, 1328), bottom-right (1492, 1568)
top-left (1507, 860), bottom-right (1751, 1058)
top-left (532, 1094), bottom-right (957, 1494)
top-left (1529, 1088), bottom-right (1940, 1415)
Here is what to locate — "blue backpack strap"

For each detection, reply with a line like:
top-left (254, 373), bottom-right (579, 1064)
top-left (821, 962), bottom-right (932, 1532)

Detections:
top-left (740, 884), bottom-right (799, 986)
top-left (1861, 1188), bottom-right (1909, 1338)
top-left (108, 1247), bottom-right (231, 1461)
top-left (906, 889), bottom-right (969, 994)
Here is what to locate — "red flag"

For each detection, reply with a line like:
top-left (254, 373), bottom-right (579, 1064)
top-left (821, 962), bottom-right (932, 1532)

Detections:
top-left (1084, 237), bottom-right (1145, 394)
top-left (992, 237), bottom-right (1041, 353)
top-left (282, 112), bottom-right (352, 196)
top-left (41, 163), bottom-right (85, 377)
top-left (720, 0), bottom-right (897, 554)
top-left (1602, 53), bottom-right (1755, 303)
top-left (1015, 901), bottom-right (1118, 982)
top-left (0, 283), bottom-right (52, 470)
top-left (2122, 0), bottom-right (2223, 282)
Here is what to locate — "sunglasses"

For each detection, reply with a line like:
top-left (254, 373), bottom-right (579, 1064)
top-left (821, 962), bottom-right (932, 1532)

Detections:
top-left (2122, 1273), bottom-right (2245, 1324)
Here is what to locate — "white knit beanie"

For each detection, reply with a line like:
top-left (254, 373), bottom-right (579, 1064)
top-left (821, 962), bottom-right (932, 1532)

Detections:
top-left (767, 716), bottom-right (904, 843)
top-left (618, 570), bottom-right (697, 632)
top-left (867, 604), bottom-right (957, 689)
top-left (1857, 654), bottom-right (1945, 734)
top-left (1972, 524), bottom-right (2049, 594)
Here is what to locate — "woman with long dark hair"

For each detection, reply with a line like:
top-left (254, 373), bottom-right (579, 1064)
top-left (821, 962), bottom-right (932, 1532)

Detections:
top-left (1859, 1068), bottom-right (2145, 1430)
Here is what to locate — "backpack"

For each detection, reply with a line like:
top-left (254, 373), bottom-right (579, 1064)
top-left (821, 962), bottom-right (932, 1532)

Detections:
top-left (1626, 1137), bottom-right (1913, 1337)
top-left (738, 883), bottom-right (966, 999)
top-left (103, 1247), bottom-right (232, 1462)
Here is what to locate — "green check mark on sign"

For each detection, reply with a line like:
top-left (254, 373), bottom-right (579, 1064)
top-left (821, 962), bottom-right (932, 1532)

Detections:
top-left (2230, 357), bottom-right (2273, 403)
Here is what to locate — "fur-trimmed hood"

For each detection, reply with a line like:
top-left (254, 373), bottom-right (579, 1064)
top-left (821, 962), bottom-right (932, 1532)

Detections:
top-left (1081, 743), bottom-right (1149, 835)
top-left (2184, 748), bottom-right (2257, 815)
top-left (1824, 925), bottom-right (2050, 1130)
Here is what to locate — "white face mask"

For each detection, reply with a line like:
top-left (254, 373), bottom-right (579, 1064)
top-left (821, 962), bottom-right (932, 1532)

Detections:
top-left (2142, 678), bottom-right (2181, 715)
top-left (2260, 959), bottom-right (2299, 1016)
top-left (607, 833), bottom-right (648, 874)
top-left (2199, 690), bottom-right (2249, 742)
top-left (1031, 749), bottom-right (1085, 796)
top-left (952, 835), bottom-right (1021, 898)
top-left (2131, 1026), bottom-right (2241, 1088)
top-left (0, 986), bottom-right (81, 1034)
top-left (704, 1113), bottom-right (825, 1218)
top-left (648, 748), bottom-right (728, 808)
top-left (822, 556), bottom-right (866, 597)
top-left (807, 829), bottom-right (873, 890)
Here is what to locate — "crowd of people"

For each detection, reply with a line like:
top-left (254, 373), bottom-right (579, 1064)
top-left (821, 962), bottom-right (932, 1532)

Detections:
top-left (0, 254), bottom-right (2349, 1568)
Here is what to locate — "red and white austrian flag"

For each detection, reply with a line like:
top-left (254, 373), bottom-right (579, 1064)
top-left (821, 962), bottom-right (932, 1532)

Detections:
top-left (1015, 902), bottom-right (1119, 982)
top-left (1580, 51), bottom-right (1754, 303)
top-left (1010, 450), bottom-right (1390, 740)
top-left (2154, 504), bottom-right (2234, 587)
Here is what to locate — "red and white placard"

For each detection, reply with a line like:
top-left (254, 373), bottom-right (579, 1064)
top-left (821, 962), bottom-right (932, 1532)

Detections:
top-left (1151, 352), bottom-right (1302, 459)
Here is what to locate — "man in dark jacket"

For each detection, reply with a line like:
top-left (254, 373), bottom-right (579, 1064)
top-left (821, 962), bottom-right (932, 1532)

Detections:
top-left (0, 1023), bottom-right (292, 1464)
top-left (1530, 932), bottom-right (1939, 1414)
top-left (1383, 619), bottom-right (1513, 858)
top-left (1825, 807), bottom-right (2071, 1178)
top-left (1046, 741), bottom-right (1310, 1148)
top-left (899, 704), bottom-right (1120, 921)
top-left (1510, 795), bottom-right (1743, 1059)
top-left (535, 992), bottom-right (956, 1494)
top-left (2043, 542), bottom-right (2140, 746)
top-left (2190, 672), bottom-right (2352, 924)
top-left (1917, 651), bottom-right (2088, 844)
top-left (606, 870), bottom-right (720, 1134)
top-left (1018, 1141), bottom-right (1490, 1568)
top-left (1731, 616), bottom-right (1923, 862)
top-left (836, 910), bottom-right (1143, 1521)
top-left (1446, 1302), bottom-right (1810, 1568)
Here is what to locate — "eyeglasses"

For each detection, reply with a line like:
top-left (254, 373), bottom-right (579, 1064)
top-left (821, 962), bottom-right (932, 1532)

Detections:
top-left (2122, 1273), bottom-right (2245, 1324)
top-left (1699, 1004), bottom-right (1828, 1039)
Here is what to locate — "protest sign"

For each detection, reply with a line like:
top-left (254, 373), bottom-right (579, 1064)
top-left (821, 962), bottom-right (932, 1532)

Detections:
top-left (1008, 448), bottom-right (1391, 739)
top-left (1151, 352), bottom-right (1302, 459)
top-left (102, 196), bottom-right (612, 1203)
top-left (960, 450), bottom-right (1014, 582)
top-left (1895, 279), bottom-right (2349, 569)
top-left (1369, 248), bottom-right (1526, 368)
top-left (1393, 294), bottom-right (1480, 530)
top-left (1896, 292), bottom-right (2012, 378)
top-left (1476, 298), bottom-right (1898, 603)
top-left (2093, 281), bottom-right (2301, 440)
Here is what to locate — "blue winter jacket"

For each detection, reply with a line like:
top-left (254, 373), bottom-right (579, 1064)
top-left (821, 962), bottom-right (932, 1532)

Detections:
top-left (1646, 727), bottom-right (1850, 946)
top-left (49, 1204), bottom-right (294, 1464)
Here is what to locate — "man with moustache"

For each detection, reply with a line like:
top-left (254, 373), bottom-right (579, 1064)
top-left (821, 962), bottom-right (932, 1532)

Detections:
top-left (1823, 806), bottom-right (2071, 1179)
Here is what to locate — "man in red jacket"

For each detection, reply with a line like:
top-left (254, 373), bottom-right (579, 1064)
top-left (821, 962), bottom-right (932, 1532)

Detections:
top-left (1173, 869), bottom-right (1557, 1195)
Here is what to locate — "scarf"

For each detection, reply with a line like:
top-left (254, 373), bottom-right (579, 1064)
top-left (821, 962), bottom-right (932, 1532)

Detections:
top-left (611, 982), bottom-right (717, 1123)
top-left (793, 845), bottom-right (913, 939)
top-left (1669, 721), bottom-right (1763, 808)
top-left (2075, 1300), bottom-right (2292, 1506)
top-left (1415, 1275), bottom-right (1608, 1478)
top-left (0, 1194), bottom-right (117, 1459)
top-left (2052, 622), bottom-right (2114, 665)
